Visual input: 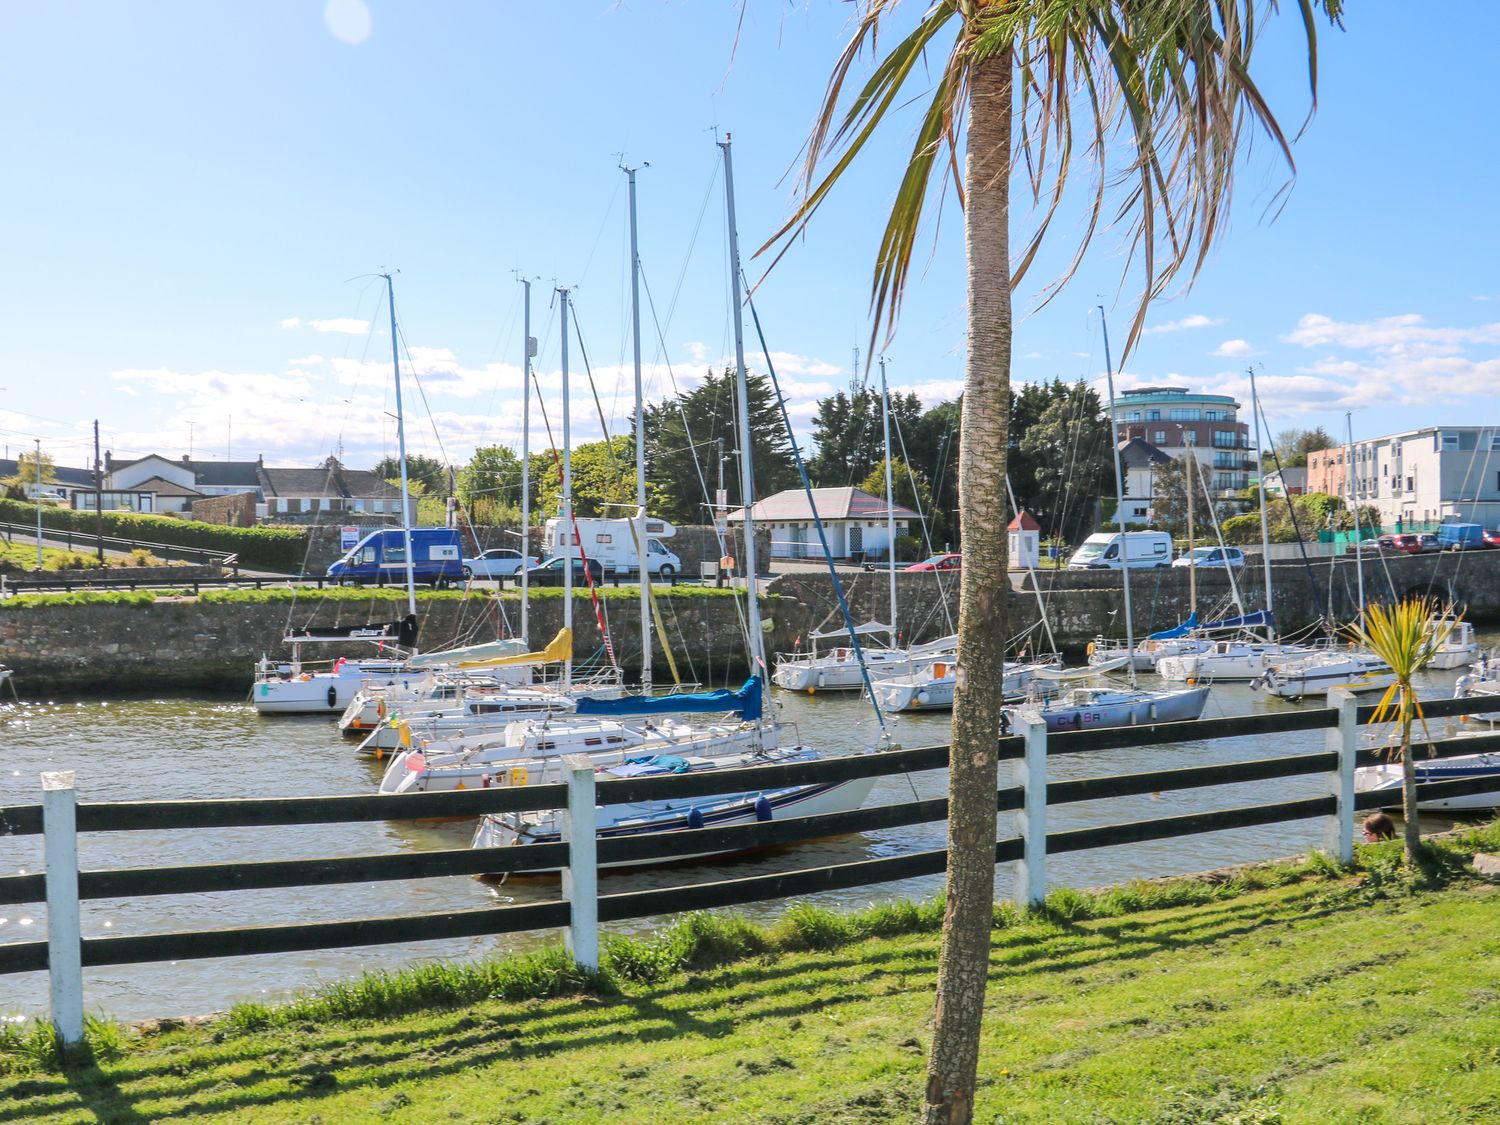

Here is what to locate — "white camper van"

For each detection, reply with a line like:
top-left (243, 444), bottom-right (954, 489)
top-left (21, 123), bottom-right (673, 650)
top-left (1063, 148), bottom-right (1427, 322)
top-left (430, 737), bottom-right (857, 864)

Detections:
top-left (544, 515), bottom-right (683, 578)
top-left (1067, 531), bottom-right (1173, 570)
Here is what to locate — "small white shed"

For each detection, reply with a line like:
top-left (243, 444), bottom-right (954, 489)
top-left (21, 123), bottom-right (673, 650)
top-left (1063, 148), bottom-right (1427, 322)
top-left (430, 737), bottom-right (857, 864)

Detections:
top-left (1008, 511), bottom-right (1041, 570)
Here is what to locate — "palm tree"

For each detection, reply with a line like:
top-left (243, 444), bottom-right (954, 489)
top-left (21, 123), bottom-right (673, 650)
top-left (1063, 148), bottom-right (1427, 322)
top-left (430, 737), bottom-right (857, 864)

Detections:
top-left (1346, 599), bottom-right (1458, 865)
top-left (761, 4), bottom-right (1342, 1121)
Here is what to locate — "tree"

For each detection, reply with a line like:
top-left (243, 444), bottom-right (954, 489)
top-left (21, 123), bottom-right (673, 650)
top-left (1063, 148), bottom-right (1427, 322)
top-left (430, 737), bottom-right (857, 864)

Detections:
top-left (808, 386), bottom-right (923, 486)
top-left (910, 399), bottom-right (962, 545)
top-left (1268, 426), bottom-right (1336, 469)
top-left (643, 366), bottom-right (797, 525)
top-left (533, 436), bottom-right (663, 520)
top-left (1016, 381), bottom-right (1111, 544)
top-left (1347, 599), bottom-right (1458, 865)
top-left (1149, 456), bottom-right (1224, 541)
top-left (858, 457), bottom-right (942, 547)
top-left (457, 445), bottom-right (526, 526)
top-left (373, 454), bottom-right (450, 498)
top-left (767, 5), bottom-right (1336, 1120)
top-left (2, 449), bottom-right (56, 501)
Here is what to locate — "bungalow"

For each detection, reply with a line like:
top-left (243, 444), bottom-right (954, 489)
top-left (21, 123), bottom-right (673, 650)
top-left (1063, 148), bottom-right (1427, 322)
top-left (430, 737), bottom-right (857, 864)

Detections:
top-left (259, 458), bottom-right (415, 523)
top-left (726, 486), bottom-right (921, 561)
top-left (1, 459), bottom-right (96, 504)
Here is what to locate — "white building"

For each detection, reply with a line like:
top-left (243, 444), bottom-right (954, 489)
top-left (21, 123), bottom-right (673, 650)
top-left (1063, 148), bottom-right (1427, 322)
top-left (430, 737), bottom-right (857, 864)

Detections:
top-left (1346, 426), bottom-right (1500, 529)
top-left (726, 486), bottom-right (920, 561)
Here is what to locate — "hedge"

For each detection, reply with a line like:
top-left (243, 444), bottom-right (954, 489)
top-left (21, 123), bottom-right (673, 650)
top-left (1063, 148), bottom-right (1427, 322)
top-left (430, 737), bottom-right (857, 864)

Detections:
top-left (0, 499), bottom-right (307, 571)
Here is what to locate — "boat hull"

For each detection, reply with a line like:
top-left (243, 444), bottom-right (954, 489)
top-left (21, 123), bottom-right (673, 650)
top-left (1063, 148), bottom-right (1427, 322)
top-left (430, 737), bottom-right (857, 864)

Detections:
top-left (251, 664), bottom-right (410, 714)
top-left (1014, 686), bottom-right (1211, 733)
top-left (1356, 754), bottom-right (1500, 812)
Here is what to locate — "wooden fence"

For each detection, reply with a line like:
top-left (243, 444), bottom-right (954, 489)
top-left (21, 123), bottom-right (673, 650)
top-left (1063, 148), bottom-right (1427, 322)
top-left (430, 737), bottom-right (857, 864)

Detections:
top-left (3, 691), bottom-right (1498, 1044)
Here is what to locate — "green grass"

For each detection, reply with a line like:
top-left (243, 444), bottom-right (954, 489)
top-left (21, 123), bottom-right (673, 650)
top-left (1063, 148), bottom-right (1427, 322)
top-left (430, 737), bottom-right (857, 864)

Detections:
top-left (4, 825), bottom-right (1499, 1122)
top-left (0, 541), bottom-right (105, 572)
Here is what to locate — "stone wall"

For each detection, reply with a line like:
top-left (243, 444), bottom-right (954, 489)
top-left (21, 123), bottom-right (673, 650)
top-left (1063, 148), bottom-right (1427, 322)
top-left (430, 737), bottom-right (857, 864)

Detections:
top-left (189, 492), bottom-right (258, 527)
top-left (0, 590), bottom-right (798, 695)
top-left (769, 549), bottom-right (1500, 656)
top-left (4, 564), bottom-right (224, 588)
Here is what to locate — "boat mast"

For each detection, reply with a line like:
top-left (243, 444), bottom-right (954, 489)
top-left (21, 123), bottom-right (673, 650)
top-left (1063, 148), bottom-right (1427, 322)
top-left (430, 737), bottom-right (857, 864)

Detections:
top-left (383, 273), bottom-right (418, 628)
top-left (879, 355), bottom-right (898, 642)
top-left (1186, 431), bottom-right (1197, 617)
top-left (520, 277), bottom-right (533, 645)
top-left (557, 285), bottom-right (574, 686)
top-left (1099, 306), bottom-right (1138, 688)
top-left (719, 134), bottom-right (767, 695)
top-left (1345, 411), bottom-right (1365, 621)
top-left (1248, 366), bottom-right (1276, 638)
top-left (625, 163), bottom-right (652, 691)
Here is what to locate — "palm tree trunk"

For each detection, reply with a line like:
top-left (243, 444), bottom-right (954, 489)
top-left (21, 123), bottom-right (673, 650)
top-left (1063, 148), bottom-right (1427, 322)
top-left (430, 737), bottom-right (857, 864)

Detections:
top-left (923, 42), bottom-right (1013, 1125)
top-left (1400, 713), bottom-right (1421, 863)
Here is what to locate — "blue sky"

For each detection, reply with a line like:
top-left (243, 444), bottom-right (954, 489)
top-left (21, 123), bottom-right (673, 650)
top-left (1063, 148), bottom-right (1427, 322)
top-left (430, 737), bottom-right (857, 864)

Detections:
top-left (2, 1), bottom-right (1496, 474)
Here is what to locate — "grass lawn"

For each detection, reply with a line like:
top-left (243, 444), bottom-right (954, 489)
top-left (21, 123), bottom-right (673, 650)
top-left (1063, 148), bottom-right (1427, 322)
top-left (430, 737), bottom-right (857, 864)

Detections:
top-left (0, 541), bottom-right (105, 572)
top-left (3, 836), bottom-right (1499, 1123)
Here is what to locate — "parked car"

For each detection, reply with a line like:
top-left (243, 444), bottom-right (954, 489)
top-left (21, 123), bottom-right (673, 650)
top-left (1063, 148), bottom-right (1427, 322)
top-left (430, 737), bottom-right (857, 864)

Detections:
top-left (1066, 531), bottom-right (1173, 570)
top-left (1484, 529), bottom-right (1500, 548)
top-left (1171, 546), bottom-right (1245, 569)
top-left (524, 556), bottom-right (606, 587)
top-left (905, 553), bottom-right (962, 572)
top-left (1418, 533), bottom-right (1441, 552)
top-left (462, 548), bottom-right (537, 580)
top-left (1377, 534), bottom-right (1424, 555)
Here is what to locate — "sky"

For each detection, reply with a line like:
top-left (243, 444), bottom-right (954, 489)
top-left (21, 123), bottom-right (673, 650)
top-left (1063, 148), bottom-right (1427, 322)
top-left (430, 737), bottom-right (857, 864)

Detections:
top-left (2, 1), bottom-right (1497, 476)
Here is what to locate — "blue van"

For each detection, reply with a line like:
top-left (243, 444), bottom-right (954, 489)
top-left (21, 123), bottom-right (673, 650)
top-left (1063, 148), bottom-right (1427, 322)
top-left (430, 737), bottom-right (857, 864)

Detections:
top-left (1436, 522), bottom-right (1486, 551)
top-left (327, 527), bottom-right (465, 587)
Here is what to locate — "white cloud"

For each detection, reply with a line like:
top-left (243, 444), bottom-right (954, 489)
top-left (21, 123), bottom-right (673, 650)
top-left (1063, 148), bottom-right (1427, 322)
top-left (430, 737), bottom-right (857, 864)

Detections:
top-left (1143, 314), bottom-right (1222, 335)
top-left (279, 317), bottom-right (301, 329)
top-left (310, 317), bottom-right (372, 335)
top-left (1283, 312), bottom-right (1500, 357)
top-left (288, 354), bottom-right (325, 366)
top-left (324, 0), bottom-right (372, 45)
top-left (1213, 339), bottom-right (1254, 358)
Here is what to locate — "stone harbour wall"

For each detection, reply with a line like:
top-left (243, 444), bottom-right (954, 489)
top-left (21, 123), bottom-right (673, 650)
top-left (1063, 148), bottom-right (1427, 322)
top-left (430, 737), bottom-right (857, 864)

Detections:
top-left (0, 590), bottom-right (799, 696)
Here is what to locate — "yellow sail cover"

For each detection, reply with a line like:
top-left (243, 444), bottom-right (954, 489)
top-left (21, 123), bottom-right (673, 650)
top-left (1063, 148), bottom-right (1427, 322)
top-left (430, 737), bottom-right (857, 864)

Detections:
top-left (456, 627), bottom-right (572, 668)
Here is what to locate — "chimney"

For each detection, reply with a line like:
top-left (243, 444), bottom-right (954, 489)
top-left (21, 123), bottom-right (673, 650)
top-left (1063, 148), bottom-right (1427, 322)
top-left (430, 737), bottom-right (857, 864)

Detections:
top-left (104, 450), bottom-right (113, 472)
top-left (257, 454), bottom-right (264, 467)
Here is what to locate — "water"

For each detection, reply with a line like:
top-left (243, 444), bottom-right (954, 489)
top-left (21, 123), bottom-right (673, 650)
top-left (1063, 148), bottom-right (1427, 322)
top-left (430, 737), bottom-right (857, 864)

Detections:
top-left (0, 658), bottom-right (1485, 1022)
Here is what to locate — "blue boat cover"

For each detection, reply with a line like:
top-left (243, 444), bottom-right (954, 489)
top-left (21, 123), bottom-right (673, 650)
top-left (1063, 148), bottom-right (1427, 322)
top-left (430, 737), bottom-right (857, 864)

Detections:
top-left (1148, 613), bottom-right (1199, 640)
top-left (574, 676), bottom-right (764, 723)
top-left (1202, 609), bottom-right (1274, 632)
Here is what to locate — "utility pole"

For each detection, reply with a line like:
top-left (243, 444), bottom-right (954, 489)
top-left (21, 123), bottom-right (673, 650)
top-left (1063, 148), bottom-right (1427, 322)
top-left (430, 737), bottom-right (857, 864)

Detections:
top-left (34, 438), bottom-right (43, 569)
top-left (93, 421), bottom-right (104, 563)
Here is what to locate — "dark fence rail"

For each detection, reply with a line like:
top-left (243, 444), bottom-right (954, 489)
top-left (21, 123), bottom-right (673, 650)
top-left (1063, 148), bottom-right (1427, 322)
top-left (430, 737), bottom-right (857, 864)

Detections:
top-left (6, 691), bottom-right (1499, 1043)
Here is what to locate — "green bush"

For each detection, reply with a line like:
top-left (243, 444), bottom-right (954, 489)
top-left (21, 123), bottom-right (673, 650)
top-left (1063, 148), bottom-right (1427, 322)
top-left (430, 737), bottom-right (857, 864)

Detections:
top-left (0, 498), bottom-right (307, 571)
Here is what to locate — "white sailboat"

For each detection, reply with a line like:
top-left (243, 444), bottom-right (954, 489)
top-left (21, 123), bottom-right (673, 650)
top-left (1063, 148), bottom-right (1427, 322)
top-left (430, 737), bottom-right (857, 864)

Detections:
top-left (772, 356), bottom-right (957, 693)
top-left (470, 135), bottom-right (878, 866)
top-left (1007, 307), bottom-right (1210, 730)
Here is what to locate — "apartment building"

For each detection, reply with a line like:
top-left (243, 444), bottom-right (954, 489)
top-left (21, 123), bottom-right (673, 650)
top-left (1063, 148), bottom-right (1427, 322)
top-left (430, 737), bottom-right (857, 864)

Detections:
top-left (1111, 386), bottom-right (1255, 496)
top-left (1316, 427), bottom-right (1500, 528)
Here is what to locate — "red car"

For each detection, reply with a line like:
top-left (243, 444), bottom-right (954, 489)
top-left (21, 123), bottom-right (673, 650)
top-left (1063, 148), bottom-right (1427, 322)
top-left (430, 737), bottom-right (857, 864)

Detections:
top-left (906, 553), bottom-right (962, 572)
top-left (1485, 529), bottom-right (1500, 548)
top-left (1379, 533), bottom-right (1424, 555)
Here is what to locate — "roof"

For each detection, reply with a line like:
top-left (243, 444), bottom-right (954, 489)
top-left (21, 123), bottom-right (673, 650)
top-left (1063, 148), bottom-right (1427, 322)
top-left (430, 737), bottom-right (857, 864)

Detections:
top-left (0, 460), bottom-right (95, 488)
top-left (1117, 436), bottom-right (1173, 468)
top-left (1008, 511), bottom-right (1041, 532)
top-left (259, 461), bottom-right (405, 500)
top-left (131, 475), bottom-right (204, 499)
top-left (109, 455), bottom-right (261, 488)
top-left (725, 486), bottom-right (921, 523)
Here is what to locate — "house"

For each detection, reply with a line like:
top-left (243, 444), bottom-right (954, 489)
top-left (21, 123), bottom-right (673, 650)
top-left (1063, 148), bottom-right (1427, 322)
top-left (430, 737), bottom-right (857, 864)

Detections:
top-left (1115, 436), bottom-right (1173, 524)
top-left (72, 452), bottom-right (416, 523)
top-left (726, 486), bottom-right (920, 560)
top-left (1263, 466), bottom-right (1307, 498)
top-left (1112, 386), bottom-right (1255, 497)
top-left (258, 458), bottom-right (415, 524)
top-left (0, 459), bottom-right (96, 504)
top-left (1306, 448), bottom-right (1345, 498)
top-left (1326, 426), bottom-right (1500, 529)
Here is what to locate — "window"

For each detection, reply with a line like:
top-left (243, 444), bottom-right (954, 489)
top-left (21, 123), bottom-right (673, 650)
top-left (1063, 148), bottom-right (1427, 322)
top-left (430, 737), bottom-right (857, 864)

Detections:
top-left (1146, 410), bottom-right (1161, 421)
top-left (1125, 410), bottom-right (1142, 421)
top-left (594, 533), bottom-right (613, 545)
top-left (1442, 432), bottom-right (1459, 449)
top-left (372, 499), bottom-right (384, 513)
top-left (1406, 476), bottom-right (1414, 492)
top-left (1491, 433), bottom-right (1500, 450)
top-left (1154, 430), bottom-right (1167, 444)
top-left (1168, 408), bottom-right (1201, 422)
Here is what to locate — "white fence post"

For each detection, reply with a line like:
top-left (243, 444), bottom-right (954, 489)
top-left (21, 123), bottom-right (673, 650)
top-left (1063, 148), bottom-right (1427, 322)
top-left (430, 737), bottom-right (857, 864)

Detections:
top-left (1013, 712), bottom-right (1048, 908)
top-left (1325, 689), bottom-right (1359, 864)
top-left (561, 754), bottom-right (599, 973)
top-left (41, 770), bottom-right (83, 1045)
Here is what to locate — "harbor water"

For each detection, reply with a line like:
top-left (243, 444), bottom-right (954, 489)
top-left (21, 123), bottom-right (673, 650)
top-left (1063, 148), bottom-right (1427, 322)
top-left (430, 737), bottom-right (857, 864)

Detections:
top-left (0, 657), bottom-right (1487, 1023)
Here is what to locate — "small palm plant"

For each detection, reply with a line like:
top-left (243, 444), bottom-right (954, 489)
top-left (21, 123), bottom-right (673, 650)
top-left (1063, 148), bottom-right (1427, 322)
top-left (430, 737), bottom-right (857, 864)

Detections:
top-left (1345, 598), bottom-right (1459, 864)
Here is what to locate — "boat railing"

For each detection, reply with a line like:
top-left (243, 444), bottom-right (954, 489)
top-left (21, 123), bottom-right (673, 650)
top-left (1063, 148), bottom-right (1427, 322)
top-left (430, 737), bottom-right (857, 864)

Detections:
top-left (8, 691), bottom-right (1500, 1044)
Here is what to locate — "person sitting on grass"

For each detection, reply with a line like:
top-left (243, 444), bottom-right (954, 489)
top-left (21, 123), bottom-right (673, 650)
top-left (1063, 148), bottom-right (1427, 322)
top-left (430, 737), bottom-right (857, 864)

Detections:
top-left (1362, 811), bottom-right (1396, 842)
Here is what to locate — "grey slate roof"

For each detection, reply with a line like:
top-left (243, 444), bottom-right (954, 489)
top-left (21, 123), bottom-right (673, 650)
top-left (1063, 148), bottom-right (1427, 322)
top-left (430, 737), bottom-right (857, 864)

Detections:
top-left (0, 460), bottom-right (95, 489)
top-left (259, 459), bottom-right (405, 500)
top-left (130, 475), bottom-right (204, 499)
top-left (1117, 437), bottom-right (1173, 469)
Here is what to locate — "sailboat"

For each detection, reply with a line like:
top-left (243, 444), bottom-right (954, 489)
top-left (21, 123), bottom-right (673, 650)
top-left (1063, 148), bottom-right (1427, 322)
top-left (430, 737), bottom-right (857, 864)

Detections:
top-left (1155, 367), bottom-right (1315, 683)
top-left (251, 273), bottom-right (427, 716)
top-left (468, 136), bottom-right (878, 866)
top-left (1006, 307), bottom-right (1209, 732)
top-left (1258, 415), bottom-right (1395, 699)
top-left (772, 356), bottom-right (956, 692)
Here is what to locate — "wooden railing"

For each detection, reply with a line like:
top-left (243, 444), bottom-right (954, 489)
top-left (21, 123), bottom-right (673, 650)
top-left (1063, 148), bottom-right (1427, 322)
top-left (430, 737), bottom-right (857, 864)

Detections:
top-left (3, 691), bottom-right (1498, 1043)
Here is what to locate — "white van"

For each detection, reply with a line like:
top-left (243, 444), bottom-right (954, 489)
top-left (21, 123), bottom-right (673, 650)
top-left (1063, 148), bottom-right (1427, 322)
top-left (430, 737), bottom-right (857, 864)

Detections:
top-left (1067, 531), bottom-right (1173, 570)
top-left (544, 515), bottom-right (683, 578)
